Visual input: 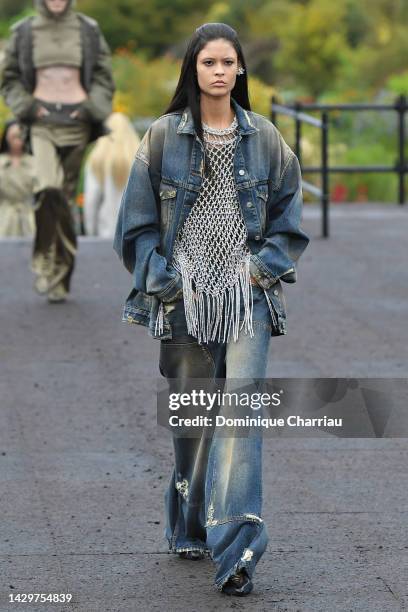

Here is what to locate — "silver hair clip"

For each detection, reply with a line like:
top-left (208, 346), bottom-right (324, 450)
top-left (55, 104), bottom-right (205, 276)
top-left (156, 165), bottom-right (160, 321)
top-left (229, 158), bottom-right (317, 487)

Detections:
top-left (237, 66), bottom-right (245, 75)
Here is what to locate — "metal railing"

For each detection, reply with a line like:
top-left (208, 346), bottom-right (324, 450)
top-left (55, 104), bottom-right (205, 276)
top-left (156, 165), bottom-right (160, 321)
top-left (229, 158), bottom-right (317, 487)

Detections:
top-left (271, 95), bottom-right (407, 237)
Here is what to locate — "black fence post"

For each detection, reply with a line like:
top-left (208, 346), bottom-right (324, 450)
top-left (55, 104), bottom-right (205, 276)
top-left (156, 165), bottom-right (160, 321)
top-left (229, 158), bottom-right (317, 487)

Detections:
top-left (396, 94), bottom-right (406, 205)
top-left (271, 95), bottom-right (277, 127)
top-left (321, 111), bottom-right (329, 238)
top-left (295, 101), bottom-right (302, 165)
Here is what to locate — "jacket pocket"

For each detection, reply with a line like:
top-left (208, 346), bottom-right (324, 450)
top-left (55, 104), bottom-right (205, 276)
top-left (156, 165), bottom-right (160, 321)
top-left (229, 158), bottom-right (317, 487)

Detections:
top-left (256, 187), bottom-right (268, 233)
top-left (159, 186), bottom-right (178, 231)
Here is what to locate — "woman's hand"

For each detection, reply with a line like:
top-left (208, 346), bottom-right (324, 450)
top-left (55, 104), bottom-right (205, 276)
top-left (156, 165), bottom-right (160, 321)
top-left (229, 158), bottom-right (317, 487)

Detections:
top-left (36, 106), bottom-right (50, 118)
top-left (69, 104), bottom-right (90, 120)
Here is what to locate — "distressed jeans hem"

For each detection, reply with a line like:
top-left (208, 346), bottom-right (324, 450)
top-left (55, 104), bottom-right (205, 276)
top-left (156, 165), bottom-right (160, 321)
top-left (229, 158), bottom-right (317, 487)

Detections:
top-left (168, 543), bottom-right (210, 555)
top-left (215, 557), bottom-right (255, 591)
top-left (209, 519), bottom-right (268, 590)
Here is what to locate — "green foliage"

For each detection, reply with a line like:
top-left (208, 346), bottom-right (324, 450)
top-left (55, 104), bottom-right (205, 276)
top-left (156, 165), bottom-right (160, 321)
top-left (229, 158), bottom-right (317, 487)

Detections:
top-left (0, 97), bottom-right (12, 126)
top-left (111, 51), bottom-right (181, 117)
top-left (387, 72), bottom-right (408, 97)
top-left (0, 0), bottom-right (28, 20)
top-left (1, 0), bottom-right (408, 105)
top-left (111, 49), bottom-right (277, 119)
top-left (1, 0), bottom-right (408, 204)
top-left (343, 0), bottom-right (369, 48)
top-left (272, 0), bottom-right (349, 99)
top-left (332, 143), bottom-right (397, 202)
top-left (0, 6), bottom-right (36, 37)
top-left (77, 0), bottom-right (216, 55)
top-left (247, 76), bottom-right (276, 118)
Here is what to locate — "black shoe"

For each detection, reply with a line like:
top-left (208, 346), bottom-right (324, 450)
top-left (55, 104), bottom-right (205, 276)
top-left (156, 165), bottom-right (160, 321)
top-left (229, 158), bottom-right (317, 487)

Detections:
top-left (178, 550), bottom-right (206, 561)
top-left (222, 569), bottom-right (253, 596)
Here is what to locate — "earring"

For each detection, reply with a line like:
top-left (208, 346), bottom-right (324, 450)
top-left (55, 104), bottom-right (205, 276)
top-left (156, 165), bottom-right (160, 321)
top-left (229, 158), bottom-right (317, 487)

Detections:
top-left (237, 66), bottom-right (245, 75)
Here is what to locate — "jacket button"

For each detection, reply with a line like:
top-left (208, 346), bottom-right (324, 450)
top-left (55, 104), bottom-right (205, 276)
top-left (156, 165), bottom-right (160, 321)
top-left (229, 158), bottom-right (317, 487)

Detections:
top-left (239, 169), bottom-right (245, 176)
top-left (246, 201), bottom-right (253, 208)
top-left (273, 289), bottom-right (279, 296)
top-left (255, 234), bottom-right (260, 240)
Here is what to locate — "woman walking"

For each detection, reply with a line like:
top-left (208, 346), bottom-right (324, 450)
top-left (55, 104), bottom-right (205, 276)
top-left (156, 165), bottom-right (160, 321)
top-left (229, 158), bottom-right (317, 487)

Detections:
top-left (114, 23), bottom-right (309, 596)
top-left (0, 121), bottom-right (36, 237)
top-left (1, 0), bottom-right (114, 302)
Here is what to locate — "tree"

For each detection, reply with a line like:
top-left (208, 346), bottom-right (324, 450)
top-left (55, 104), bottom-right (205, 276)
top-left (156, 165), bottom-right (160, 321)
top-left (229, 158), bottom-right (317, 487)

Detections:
top-left (271, 0), bottom-right (349, 98)
top-left (0, 0), bottom-right (28, 20)
top-left (78, 0), bottom-right (217, 55)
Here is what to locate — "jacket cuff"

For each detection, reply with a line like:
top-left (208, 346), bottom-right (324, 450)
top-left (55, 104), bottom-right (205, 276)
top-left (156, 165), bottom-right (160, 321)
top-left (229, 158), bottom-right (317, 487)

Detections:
top-left (156, 271), bottom-right (183, 303)
top-left (249, 254), bottom-right (278, 290)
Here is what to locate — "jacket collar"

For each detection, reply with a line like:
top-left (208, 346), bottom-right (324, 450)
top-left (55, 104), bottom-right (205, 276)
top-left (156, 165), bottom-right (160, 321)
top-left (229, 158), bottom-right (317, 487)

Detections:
top-left (177, 96), bottom-right (259, 136)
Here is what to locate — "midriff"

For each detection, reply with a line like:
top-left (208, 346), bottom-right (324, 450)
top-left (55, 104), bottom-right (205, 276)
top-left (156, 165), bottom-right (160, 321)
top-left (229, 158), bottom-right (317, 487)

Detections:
top-left (34, 66), bottom-right (87, 104)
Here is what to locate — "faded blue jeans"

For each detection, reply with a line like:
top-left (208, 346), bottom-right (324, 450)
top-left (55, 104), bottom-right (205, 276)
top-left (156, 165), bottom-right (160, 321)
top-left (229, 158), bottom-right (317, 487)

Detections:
top-left (159, 285), bottom-right (272, 589)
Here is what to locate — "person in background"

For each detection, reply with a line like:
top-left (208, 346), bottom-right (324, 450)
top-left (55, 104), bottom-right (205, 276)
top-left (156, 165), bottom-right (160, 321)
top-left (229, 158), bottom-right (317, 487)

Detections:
top-left (0, 120), bottom-right (36, 237)
top-left (0, 0), bottom-right (115, 303)
top-left (83, 112), bottom-right (140, 238)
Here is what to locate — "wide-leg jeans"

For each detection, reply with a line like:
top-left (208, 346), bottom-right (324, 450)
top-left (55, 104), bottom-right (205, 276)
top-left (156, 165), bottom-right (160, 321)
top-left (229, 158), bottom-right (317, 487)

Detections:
top-left (159, 285), bottom-right (271, 589)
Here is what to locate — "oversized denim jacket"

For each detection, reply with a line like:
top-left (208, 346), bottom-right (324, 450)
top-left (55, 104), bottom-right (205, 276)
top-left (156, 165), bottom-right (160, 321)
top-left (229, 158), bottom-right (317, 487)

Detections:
top-left (113, 97), bottom-right (309, 340)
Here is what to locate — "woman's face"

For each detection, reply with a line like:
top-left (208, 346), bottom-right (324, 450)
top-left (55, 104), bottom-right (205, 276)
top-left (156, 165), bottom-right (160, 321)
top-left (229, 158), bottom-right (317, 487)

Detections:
top-left (196, 39), bottom-right (241, 98)
top-left (6, 124), bottom-right (24, 155)
top-left (44, 0), bottom-right (69, 15)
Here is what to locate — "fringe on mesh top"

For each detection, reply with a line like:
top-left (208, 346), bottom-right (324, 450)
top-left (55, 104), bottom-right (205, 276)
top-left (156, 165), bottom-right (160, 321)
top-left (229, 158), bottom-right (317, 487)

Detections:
top-left (156, 115), bottom-right (256, 344)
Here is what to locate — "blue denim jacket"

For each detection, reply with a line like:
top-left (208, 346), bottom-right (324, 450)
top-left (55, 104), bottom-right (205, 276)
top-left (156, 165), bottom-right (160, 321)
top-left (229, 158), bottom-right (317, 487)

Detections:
top-left (113, 97), bottom-right (309, 340)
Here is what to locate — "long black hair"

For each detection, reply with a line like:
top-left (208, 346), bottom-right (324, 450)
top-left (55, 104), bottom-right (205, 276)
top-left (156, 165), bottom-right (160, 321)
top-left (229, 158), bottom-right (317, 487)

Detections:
top-left (164, 23), bottom-right (251, 174)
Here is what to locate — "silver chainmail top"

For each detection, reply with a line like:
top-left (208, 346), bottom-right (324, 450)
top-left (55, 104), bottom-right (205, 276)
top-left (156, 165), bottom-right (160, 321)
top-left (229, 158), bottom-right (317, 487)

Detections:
top-left (167, 114), bottom-right (255, 344)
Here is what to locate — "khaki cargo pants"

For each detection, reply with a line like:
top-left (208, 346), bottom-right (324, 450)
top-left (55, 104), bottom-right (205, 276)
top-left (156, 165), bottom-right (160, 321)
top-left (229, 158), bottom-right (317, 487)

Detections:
top-left (30, 116), bottom-right (90, 297)
top-left (31, 121), bottom-right (90, 231)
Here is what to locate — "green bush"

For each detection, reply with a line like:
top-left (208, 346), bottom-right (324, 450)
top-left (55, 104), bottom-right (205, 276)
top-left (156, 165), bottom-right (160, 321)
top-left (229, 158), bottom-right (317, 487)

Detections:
top-left (335, 143), bottom-right (397, 202)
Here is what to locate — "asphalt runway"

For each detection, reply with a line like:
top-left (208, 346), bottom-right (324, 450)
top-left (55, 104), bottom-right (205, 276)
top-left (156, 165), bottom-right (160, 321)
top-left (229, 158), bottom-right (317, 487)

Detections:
top-left (1, 203), bottom-right (407, 611)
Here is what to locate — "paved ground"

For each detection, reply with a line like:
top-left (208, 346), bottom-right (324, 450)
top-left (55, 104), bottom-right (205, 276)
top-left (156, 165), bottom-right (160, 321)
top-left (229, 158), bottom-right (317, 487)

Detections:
top-left (0, 203), bottom-right (407, 611)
